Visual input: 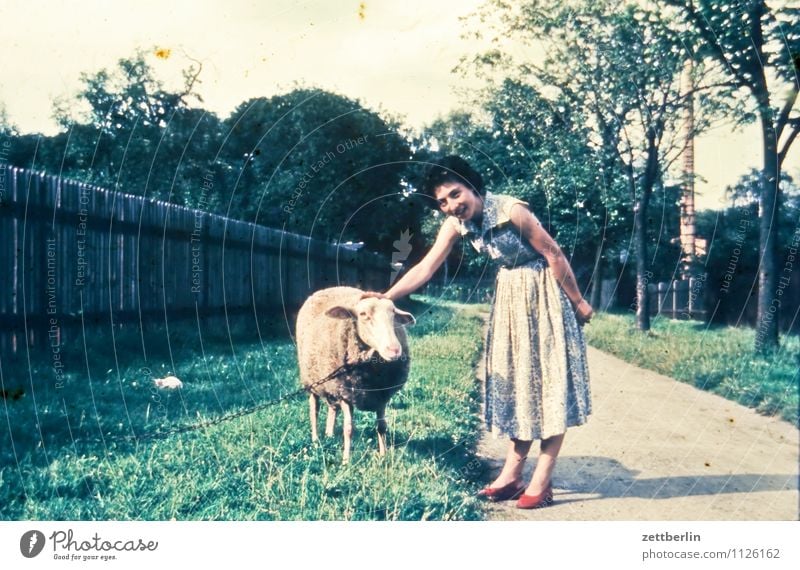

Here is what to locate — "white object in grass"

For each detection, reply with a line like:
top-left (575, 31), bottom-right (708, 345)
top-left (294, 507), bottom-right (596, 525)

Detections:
top-left (154, 376), bottom-right (183, 390)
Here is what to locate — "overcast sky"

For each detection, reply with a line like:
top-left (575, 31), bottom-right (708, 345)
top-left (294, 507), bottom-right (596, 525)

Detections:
top-left (0, 0), bottom-right (796, 210)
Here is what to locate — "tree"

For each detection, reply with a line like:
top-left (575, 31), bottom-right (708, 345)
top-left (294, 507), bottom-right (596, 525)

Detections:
top-left (47, 48), bottom-right (210, 201)
top-left (663, 0), bottom-right (800, 352)
top-left (54, 48), bottom-right (203, 133)
top-left (0, 102), bottom-right (15, 136)
top-left (696, 169), bottom-right (799, 331)
top-left (460, 0), bottom-right (724, 329)
top-left (8, 50), bottom-right (418, 256)
top-left (219, 88), bottom-right (414, 251)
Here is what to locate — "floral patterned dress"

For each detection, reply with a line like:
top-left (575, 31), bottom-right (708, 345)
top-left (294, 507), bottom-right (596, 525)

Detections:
top-left (447, 191), bottom-right (591, 440)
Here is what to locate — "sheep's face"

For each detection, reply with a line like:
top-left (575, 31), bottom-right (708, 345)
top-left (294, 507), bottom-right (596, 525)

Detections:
top-left (326, 297), bottom-right (415, 361)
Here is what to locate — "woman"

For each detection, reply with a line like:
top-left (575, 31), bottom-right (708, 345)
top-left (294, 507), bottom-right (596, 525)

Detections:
top-left (372, 156), bottom-right (592, 509)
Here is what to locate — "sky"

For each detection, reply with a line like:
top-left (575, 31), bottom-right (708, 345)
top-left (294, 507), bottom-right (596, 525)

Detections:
top-left (0, 0), bottom-right (797, 211)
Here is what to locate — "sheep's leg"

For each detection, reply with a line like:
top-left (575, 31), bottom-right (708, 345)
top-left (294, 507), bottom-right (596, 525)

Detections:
top-left (341, 401), bottom-right (353, 463)
top-left (309, 393), bottom-right (320, 443)
top-left (325, 403), bottom-right (337, 437)
top-left (376, 403), bottom-right (388, 456)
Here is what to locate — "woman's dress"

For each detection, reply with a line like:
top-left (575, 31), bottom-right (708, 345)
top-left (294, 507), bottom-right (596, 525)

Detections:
top-left (447, 191), bottom-right (591, 440)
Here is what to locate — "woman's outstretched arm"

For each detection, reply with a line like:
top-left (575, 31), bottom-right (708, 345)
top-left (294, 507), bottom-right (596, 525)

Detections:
top-left (383, 218), bottom-right (460, 301)
top-left (508, 203), bottom-right (593, 323)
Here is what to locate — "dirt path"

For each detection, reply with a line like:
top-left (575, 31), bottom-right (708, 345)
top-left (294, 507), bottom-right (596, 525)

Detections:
top-left (476, 345), bottom-right (799, 520)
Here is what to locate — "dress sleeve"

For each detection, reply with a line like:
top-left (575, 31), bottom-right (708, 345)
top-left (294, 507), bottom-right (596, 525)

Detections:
top-left (497, 194), bottom-right (531, 225)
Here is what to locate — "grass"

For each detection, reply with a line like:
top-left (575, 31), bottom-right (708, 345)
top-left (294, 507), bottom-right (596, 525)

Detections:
top-left (0, 298), bottom-right (489, 520)
top-left (584, 312), bottom-right (800, 426)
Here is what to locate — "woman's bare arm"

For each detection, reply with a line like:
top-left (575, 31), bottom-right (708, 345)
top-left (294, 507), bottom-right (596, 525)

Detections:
top-left (383, 218), bottom-right (460, 301)
top-left (508, 203), bottom-right (593, 322)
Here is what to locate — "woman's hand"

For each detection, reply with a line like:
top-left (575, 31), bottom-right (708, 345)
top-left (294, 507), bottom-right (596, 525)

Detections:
top-left (360, 291), bottom-right (389, 300)
top-left (574, 298), bottom-right (594, 324)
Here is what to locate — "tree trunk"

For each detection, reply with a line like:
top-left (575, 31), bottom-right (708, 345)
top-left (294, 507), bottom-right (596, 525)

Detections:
top-left (590, 237), bottom-right (604, 310)
top-left (755, 115), bottom-right (780, 353)
top-left (634, 128), bottom-right (660, 331)
top-left (634, 196), bottom-right (651, 331)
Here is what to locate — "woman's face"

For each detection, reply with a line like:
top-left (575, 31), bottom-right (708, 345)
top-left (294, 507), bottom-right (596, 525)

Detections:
top-left (434, 181), bottom-right (483, 222)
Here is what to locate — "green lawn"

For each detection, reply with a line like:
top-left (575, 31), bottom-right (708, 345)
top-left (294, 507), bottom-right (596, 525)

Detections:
top-left (8, 300), bottom-right (791, 520)
top-left (0, 298), bottom-right (489, 520)
top-left (584, 312), bottom-right (799, 426)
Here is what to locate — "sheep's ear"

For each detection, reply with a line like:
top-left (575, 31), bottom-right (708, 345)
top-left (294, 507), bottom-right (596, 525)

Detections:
top-left (326, 306), bottom-right (355, 319)
top-left (394, 309), bottom-right (416, 326)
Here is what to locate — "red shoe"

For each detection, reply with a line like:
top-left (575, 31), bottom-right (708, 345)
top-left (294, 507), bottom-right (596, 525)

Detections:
top-left (516, 483), bottom-right (554, 509)
top-left (477, 480), bottom-right (526, 502)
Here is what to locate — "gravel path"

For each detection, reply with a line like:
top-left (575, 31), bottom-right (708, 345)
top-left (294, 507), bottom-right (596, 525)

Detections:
top-left (476, 344), bottom-right (799, 520)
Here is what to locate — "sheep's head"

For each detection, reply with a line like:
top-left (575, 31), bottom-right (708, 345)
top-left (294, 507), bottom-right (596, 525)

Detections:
top-left (325, 297), bottom-right (415, 361)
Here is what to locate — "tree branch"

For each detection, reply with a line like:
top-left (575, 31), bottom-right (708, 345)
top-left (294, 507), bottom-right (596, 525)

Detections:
top-left (775, 80), bottom-right (799, 139)
top-left (778, 118), bottom-right (800, 168)
top-left (180, 54), bottom-right (204, 106)
top-left (675, 79), bottom-right (739, 102)
top-left (662, 139), bottom-right (687, 173)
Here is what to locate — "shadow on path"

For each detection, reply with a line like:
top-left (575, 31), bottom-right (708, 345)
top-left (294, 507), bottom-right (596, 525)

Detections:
top-left (480, 453), bottom-right (797, 504)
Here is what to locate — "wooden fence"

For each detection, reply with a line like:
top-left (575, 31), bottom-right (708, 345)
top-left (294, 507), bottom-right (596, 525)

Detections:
top-left (599, 277), bottom-right (707, 319)
top-left (420, 274), bottom-right (708, 322)
top-left (647, 277), bottom-right (707, 320)
top-left (0, 167), bottom-right (390, 355)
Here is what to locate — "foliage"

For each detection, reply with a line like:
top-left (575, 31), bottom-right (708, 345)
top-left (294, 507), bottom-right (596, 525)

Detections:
top-left (53, 48), bottom-right (203, 131)
top-left (4, 50), bottom-right (419, 252)
top-left (662, 0), bottom-right (800, 351)
top-left (416, 80), bottom-right (610, 283)
top-left (661, 0), bottom-right (800, 141)
top-left (695, 170), bottom-right (800, 331)
top-left (7, 49), bottom-right (223, 207)
top-left (218, 89), bottom-right (416, 251)
top-left (438, 0), bottom-right (733, 320)
top-left (0, 103), bottom-right (15, 136)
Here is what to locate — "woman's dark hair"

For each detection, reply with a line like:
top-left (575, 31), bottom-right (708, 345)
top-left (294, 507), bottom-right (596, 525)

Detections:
top-left (420, 156), bottom-right (484, 206)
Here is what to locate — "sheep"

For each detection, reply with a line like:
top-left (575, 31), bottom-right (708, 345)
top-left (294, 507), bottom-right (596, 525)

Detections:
top-left (295, 286), bottom-right (415, 462)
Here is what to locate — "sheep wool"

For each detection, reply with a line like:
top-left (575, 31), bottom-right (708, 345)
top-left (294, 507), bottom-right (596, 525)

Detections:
top-left (296, 286), bottom-right (413, 461)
